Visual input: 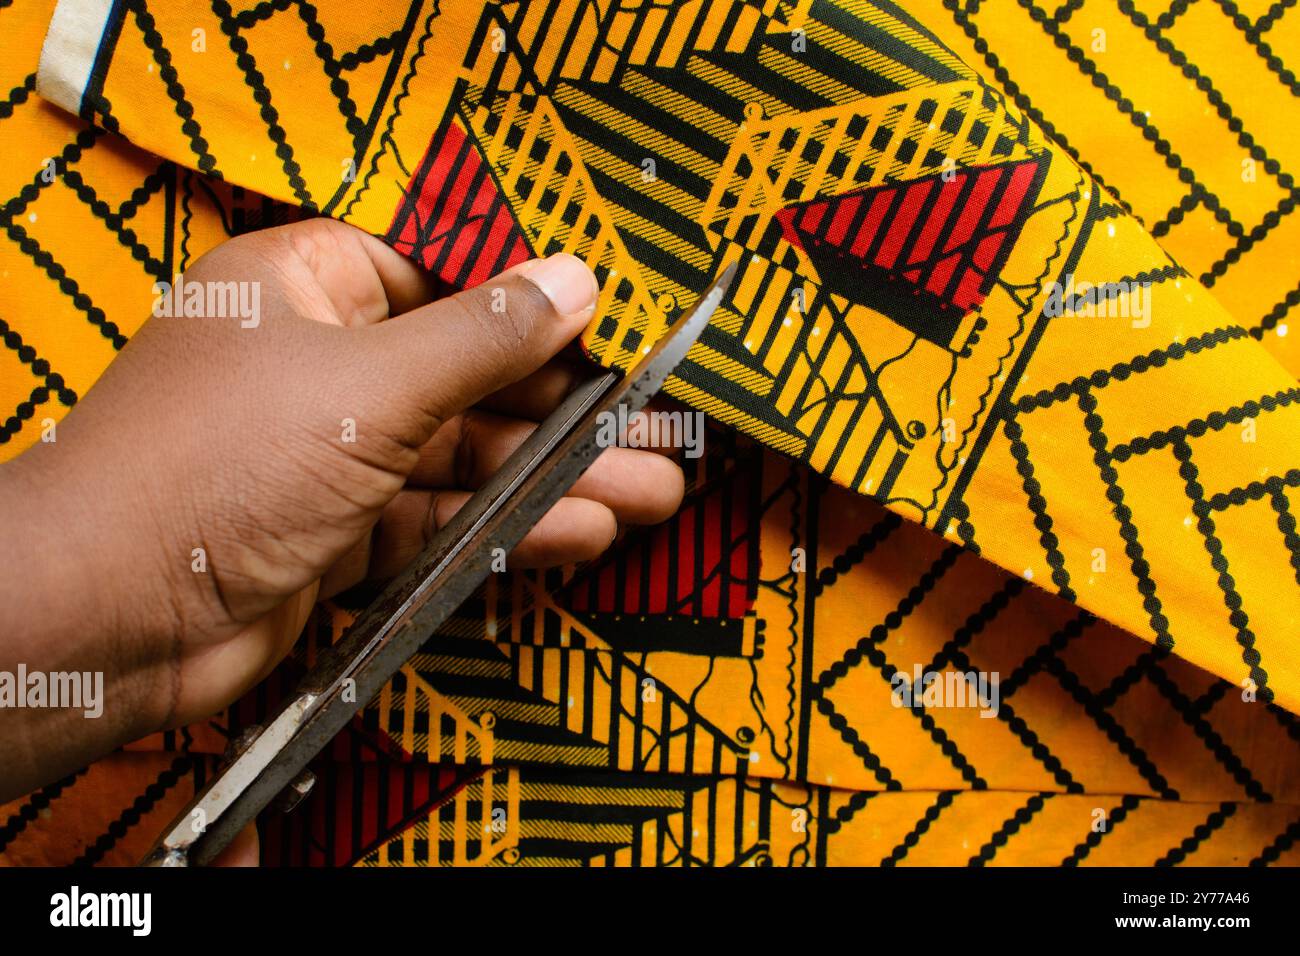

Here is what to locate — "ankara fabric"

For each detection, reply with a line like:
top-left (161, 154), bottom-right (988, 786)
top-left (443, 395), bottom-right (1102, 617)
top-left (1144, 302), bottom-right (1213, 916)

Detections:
top-left (0, 0), bottom-right (1298, 866)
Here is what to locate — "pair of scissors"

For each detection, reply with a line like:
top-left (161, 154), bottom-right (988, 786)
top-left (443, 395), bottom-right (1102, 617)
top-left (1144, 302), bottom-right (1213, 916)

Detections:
top-left (142, 263), bottom-right (737, 865)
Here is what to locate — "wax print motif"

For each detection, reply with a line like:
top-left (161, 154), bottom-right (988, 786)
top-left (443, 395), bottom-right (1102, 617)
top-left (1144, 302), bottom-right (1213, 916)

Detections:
top-left (1, 0), bottom-right (1298, 865)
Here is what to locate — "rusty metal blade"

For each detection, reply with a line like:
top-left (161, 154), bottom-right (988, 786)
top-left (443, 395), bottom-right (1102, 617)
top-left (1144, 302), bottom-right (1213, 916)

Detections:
top-left (142, 262), bottom-right (736, 865)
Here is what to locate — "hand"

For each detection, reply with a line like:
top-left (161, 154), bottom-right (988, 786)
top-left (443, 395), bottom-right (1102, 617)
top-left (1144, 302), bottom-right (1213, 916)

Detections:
top-left (0, 219), bottom-right (685, 799)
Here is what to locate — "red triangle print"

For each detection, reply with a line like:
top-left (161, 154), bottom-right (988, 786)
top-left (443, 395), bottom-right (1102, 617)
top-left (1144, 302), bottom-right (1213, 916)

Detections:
top-left (556, 451), bottom-right (763, 657)
top-left (386, 117), bottom-right (532, 289)
top-left (775, 155), bottom-right (1048, 349)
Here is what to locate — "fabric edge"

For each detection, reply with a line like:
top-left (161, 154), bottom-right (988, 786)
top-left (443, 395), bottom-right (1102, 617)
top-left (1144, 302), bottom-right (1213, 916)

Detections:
top-left (34, 0), bottom-right (118, 116)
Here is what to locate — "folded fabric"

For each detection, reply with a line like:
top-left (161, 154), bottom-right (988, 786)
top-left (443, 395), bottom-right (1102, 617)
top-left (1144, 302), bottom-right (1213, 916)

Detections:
top-left (913, 0), bottom-right (1299, 380)
top-left (3, 0), bottom-right (1299, 866)
top-left (34, 0), bottom-right (1300, 714)
top-left (7, 750), bottom-right (1300, 866)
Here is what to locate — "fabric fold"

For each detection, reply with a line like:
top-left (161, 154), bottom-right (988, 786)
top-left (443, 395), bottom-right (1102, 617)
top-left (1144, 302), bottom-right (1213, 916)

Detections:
top-left (4, 0), bottom-right (1300, 867)
top-left (36, 0), bottom-right (1298, 712)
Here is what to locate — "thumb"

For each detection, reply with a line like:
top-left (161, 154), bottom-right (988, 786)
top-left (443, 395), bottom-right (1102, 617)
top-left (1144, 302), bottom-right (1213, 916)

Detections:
top-left (358, 253), bottom-right (599, 444)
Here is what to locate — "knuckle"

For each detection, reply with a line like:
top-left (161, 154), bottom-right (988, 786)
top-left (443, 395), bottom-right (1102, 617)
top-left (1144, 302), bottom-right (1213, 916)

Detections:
top-left (444, 271), bottom-right (554, 375)
top-left (282, 220), bottom-right (337, 270)
top-left (447, 290), bottom-right (515, 357)
top-left (499, 272), bottom-right (554, 340)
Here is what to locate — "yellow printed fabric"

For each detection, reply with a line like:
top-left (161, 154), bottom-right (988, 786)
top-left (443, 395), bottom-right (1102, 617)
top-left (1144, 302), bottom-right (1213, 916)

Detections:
top-left (1, 0), bottom-right (1298, 866)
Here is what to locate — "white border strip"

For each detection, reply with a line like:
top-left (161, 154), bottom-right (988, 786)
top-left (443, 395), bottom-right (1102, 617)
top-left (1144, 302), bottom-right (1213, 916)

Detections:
top-left (36, 0), bottom-right (119, 115)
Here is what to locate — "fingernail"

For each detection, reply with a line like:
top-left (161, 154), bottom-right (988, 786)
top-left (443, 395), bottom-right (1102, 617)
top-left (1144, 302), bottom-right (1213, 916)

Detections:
top-left (521, 253), bottom-right (598, 318)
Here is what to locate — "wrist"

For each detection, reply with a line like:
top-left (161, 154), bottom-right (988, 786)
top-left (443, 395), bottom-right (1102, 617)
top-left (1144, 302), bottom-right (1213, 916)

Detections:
top-left (0, 442), bottom-right (177, 795)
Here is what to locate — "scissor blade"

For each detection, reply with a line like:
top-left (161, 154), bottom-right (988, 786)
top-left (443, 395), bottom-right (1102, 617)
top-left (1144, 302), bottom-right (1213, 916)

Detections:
top-left (611, 259), bottom-right (733, 404)
top-left (142, 262), bottom-right (736, 865)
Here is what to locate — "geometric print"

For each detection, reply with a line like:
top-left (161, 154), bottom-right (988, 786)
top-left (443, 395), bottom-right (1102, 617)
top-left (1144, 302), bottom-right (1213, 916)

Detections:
top-left (0, 0), bottom-right (299, 459)
top-left (775, 154), bottom-right (1051, 342)
top-left (7, 756), bottom-right (1300, 867)
top-left (909, 0), bottom-right (1300, 704)
top-left (4, 0), bottom-right (1299, 867)
top-left (335, 439), bottom-right (1300, 806)
top-left (918, 0), bottom-right (1300, 377)
top-left (368, 0), bottom-right (1299, 711)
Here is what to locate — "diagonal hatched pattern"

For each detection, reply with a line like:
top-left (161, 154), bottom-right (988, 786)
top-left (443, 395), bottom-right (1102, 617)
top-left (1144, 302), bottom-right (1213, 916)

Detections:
top-left (920, 0), bottom-right (1300, 372)
top-left (4, 0), bottom-right (1300, 866)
